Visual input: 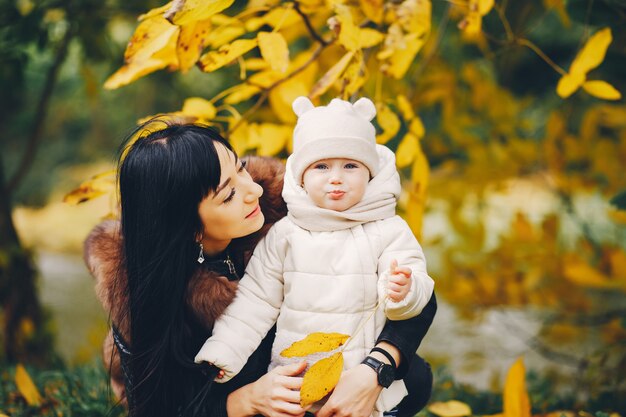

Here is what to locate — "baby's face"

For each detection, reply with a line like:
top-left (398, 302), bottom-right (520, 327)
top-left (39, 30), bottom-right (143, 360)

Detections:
top-left (302, 158), bottom-right (369, 212)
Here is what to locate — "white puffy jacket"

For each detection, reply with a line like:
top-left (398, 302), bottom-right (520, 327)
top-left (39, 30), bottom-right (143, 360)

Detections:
top-left (196, 146), bottom-right (434, 414)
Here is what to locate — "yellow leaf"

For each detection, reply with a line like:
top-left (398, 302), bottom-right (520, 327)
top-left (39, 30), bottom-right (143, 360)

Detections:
top-left (124, 16), bottom-right (178, 64)
top-left (138, 2), bottom-right (173, 21)
top-left (409, 117), bottom-right (425, 138)
top-left (376, 104), bottom-right (401, 144)
top-left (360, 0), bottom-right (384, 23)
top-left (570, 28), bottom-right (612, 76)
top-left (582, 80), bottom-right (622, 101)
top-left (224, 84), bottom-right (262, 104)
top-left (281, 332), bottom-right (350, 357)
top-left (166, 0), bottom-right (235, 26)
top-left (104, 58), bottom-right (170, 90)
top-left (563, 255), bottom-right (616, 288)
top-left (397, 95), bottom-right (416, 120)
top-left (177, 18), bottom-right (212, 72)
top-left (341, 54), bottom-right (366, 98)
top-left (248, 123), bottom-right (292, 156)
top-left (379, 31), bottom-right (426, 79)
top-left (181, 97), bottom-right (216, 119)
top-left (334, 4), bottom-right (360, 52)
top-left (258, 32), bottom-right (290, 73)
top-left (478, 0), bottom-right (495, 15)
top-left (198, 38), bottom-right (258, 72)
top-left (556, 72), bottom-right (585, 98)
top-left (503, 357), bottom-right (531, 417)
top-left (428, 400), bottom-right (473, 417)
top-left (206, 15), bottom-right (245, 48)
top-left (610, 249), bottom-right (626, 279)
top-left (228, 120), bottom-right (251, 156)
top-left (310, 51), bottom-right (355, 99)
top-left (300, 352), bottom-right (344, 406)
top-left (64, 170), bottom-right (116, 205)
top-left (358, 28), bottom-right (384, 49)
top-left (406, 144), bottom-right (429, 239)
top-left (396, 133), bottom-right (419, 168)
top-left (15, 364), bottom-right (43, 406)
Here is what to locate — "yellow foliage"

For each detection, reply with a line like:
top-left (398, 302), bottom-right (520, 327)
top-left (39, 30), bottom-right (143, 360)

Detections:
top-left (556, 28), bottom-right (621, 100)
top-left (64, 170), bottom-right (116, 205)
top-left (503, 357), bottom-right (531, 417)
top-left (247, 123), bottom-right (292, 156)
top-left (360, 0), bottom-right (384, 24)
top-left (582, 81), bottom-right (622, 101)
top-left (396, 133), bottom-right (419, 168)
top-left (166, 0), bottom-right (235, 26)
top-left (300, 352), bottom-right (344, 406)
top-left (15, 364), bottom-right (43, 406)
top-left (563, 254), bottom-right (618, 289)
top-left (280, 332), bottom-right (349, 357)
top-left (181, 97), bottom-right (217, 120)
top-left (376, 103), bottom-right (401, 144)
top-left (428, 400), bottom-right (472, 417)
top-left (199, 38), bottom-right (258, 72)
top-left (177, 18), bottom-right (212, 72)
top-left (309, 51), bottom-right (354, 98)
top-left (258, 31), bottom-right (290, 73)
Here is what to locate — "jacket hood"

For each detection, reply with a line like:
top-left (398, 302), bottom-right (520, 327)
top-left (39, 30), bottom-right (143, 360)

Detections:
top-left (282, 144), bottom-right (401, 232)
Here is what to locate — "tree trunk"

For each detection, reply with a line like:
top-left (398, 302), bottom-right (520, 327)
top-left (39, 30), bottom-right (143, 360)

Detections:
top-left (0, 142), bottom-right (52, 364)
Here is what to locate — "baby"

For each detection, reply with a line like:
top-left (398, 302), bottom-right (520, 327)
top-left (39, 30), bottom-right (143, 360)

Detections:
top-left (195, 96), bottom-right (434, 414)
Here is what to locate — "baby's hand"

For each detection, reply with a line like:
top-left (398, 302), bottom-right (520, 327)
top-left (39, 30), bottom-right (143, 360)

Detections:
top-left (387, 259), bottom-right (412, 302)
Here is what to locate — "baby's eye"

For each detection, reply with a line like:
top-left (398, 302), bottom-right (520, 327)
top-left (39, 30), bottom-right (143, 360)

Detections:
top-left (314, 163), bottom-right (329, 170)
top-left (345, 163), bottom-right (359, 169)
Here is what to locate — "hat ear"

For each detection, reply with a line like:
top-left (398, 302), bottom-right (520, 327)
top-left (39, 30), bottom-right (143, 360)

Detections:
top-left (292, 96), bottom-right (315, 117)
top-left (352, 97), bottom-right (376, 121)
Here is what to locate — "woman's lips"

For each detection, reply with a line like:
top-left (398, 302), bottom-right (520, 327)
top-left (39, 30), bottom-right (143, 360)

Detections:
top-left (328, 191), bottom-right (345, 200)
top-left (246, 205), bottom-right (261, 218)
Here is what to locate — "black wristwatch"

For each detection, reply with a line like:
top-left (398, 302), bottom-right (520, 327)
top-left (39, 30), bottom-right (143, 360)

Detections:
top-left (361, 356), bottom-right (395, 388)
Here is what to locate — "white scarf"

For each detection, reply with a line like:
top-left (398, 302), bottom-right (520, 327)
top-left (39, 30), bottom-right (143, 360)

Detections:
top-left (282, 145), bottom-right (401, 232)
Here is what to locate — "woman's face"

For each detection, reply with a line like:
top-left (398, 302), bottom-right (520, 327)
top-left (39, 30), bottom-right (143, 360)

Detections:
top-left (198, 144), bottom-right (264, 254)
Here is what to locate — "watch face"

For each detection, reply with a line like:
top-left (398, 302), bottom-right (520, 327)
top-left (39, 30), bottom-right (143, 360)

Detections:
top-left (378, 364), bottom-right (395, 388)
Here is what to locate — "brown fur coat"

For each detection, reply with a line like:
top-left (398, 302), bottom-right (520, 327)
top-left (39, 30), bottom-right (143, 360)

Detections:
top-left (83, 156), bottom-right (287, 405)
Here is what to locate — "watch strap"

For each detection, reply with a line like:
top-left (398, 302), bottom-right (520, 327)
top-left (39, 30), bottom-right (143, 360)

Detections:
top-left (370, 347), bottom-right (397, 370)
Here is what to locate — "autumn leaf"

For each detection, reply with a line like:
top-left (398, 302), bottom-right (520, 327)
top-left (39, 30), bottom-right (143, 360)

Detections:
top-left (396, 133), bottom-right (419, 168)
top-left (177, 17), bottom-right (212, 72)
top-left (428, 400), bottom-right (472, 417)
top-left (64, 170), bottom-right (116, 205)
top-left (15, 364), bottom-right (43, 406)
top-left (376, 103), bottom-right (401, 144)
top-left (280, 332), bottom-right (350, 357)
top-left (198, 38), bottom-right (258, 72)
top-left (300, 352), bottom-right (344, 406)
top-left (503, 357), bottom-right (531, 417)
top-left (181, 97), bottom-right (217, 119)
top-left (556, 28), bottom-right (620, 100)
top-left (258, 31), bottom-right (290, 73)
top-left (165, 0), bottom-right (235, 26)
top-left (309, 51), bottom-right (354, 99)
top-left (582, 80), bottom-right (622, 101)
top-left (406, 141), bottom-right (429, 239)
top-left (247, 123), bottom-right (292, 156)
top-left (224, 84), bottom-right (262, 104)
top-left (563, 255), bottom-right (617, 288)
top-left (359, 0), bottom-right (383, 24)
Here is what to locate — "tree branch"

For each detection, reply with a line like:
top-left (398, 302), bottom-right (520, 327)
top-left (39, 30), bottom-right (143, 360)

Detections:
top-left (293, 1), bottom-right (329, 46)
top-left (6, 25), bottom-right (73, 195)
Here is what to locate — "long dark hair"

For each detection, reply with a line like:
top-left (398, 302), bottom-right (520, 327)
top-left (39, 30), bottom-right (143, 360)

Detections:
top-left (118, 121), bottom-right (232, 417)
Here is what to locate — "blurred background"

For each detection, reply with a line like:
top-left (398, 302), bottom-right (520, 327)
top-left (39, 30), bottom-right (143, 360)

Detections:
top-left (1, 0), bottom-right (625, 415)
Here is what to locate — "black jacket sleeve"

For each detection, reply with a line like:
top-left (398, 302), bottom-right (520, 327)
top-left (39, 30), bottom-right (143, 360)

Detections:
top-left (376, 292), bottom-right (437, 379)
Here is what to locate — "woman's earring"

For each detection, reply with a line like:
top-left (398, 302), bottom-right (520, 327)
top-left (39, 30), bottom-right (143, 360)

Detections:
top-left (197, 242), bottom-right (205, 264)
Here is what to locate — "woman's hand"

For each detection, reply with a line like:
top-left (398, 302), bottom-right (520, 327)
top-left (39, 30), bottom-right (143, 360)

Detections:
top-left (228, 361), bottom-right (310, 417)
top-left (316, 364), bottom-right (382, 417)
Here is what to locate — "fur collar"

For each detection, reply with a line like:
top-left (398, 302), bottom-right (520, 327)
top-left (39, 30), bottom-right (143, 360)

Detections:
top-left (84, 156), bottom-right (287, 343)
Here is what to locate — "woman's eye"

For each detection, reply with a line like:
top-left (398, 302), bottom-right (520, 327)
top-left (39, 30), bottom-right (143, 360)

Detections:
top-left (223, 188), bottom-right (236, 204)
top-left (238, 160), bottom-right (247, 172)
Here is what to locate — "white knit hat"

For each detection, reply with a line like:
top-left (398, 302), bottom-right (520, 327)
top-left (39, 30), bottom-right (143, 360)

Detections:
top-left (289, 96), bottom-right (379, 184)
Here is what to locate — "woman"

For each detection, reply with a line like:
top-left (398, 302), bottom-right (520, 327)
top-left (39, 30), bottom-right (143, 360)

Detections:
top-left (84, 121), bottom-right (437, 417)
